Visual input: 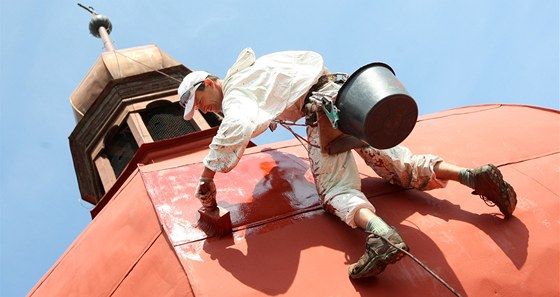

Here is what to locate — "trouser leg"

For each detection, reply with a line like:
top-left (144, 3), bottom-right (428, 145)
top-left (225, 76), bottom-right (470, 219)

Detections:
top-left (355, 146), bottom-right (447, 191)
top-left (307, 124), bottom-right (375, 228)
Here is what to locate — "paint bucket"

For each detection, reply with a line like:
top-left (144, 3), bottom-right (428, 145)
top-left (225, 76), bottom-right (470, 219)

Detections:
top-left (336, 63), bottom-right (418, 149)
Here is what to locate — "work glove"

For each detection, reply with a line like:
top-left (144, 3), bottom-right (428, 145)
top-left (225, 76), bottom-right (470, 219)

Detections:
top-left (195, 176), bottom-right (217, 211)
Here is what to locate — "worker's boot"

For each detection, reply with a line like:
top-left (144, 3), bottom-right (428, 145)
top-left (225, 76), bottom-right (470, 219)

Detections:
top-left (348, 227), bottom-right (409, 279)
top-left (470, 164), bottom-right (517, 218)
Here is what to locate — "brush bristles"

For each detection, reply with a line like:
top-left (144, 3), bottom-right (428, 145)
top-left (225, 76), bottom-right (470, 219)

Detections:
top-left (196, 206), bottom-right (232, 237)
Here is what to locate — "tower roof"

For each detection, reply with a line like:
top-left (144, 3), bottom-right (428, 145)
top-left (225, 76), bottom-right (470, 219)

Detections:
top-left (70, 45), bottom-right (181, 123)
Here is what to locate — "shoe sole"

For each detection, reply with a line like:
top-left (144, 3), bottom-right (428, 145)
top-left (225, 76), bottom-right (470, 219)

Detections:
top-left (349, 243), bottom-right (409, 279)
top-left (474, 164), bottom-right (517, 218)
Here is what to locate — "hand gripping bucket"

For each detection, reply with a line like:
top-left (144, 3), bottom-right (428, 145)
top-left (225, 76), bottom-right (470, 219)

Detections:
top-left (335, 63), bottom-right (418, 149)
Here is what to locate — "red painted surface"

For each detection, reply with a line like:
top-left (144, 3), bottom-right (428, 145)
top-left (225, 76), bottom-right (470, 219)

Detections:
top-left (28, 171), bottom-right (194, 297)
top-left (29, 104), bottom-right (559, 296)
top-left (142, 104), bottom-right (559, 296)
top-left (140, 151), bottom-right (319, 245)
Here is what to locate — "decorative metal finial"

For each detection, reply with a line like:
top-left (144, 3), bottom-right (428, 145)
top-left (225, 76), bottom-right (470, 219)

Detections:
top-left (78, 3), bottom-right (112, 38)
top-left (77, 3), bottom-right (96, 15)
top-left (78, 3), bottom-right (115, 51)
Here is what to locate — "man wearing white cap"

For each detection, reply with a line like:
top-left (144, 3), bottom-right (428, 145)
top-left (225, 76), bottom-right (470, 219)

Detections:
top-left (178, 48), bottom-right (517, 279)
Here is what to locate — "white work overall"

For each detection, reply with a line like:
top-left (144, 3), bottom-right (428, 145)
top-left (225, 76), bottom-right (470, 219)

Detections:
top-left (203, 48), bottom-right (447, 228)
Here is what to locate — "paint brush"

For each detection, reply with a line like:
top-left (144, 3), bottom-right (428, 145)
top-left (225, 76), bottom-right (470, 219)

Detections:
top-left (195, 205), bottom-right (232, 237)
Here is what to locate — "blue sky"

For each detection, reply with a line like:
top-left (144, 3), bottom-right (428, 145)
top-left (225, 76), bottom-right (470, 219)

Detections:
top-left (0, 1), bottom-right (558, 296)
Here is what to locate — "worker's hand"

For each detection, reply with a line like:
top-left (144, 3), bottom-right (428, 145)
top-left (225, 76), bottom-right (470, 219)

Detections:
top-left (195, 176), bottom-right (217, 211)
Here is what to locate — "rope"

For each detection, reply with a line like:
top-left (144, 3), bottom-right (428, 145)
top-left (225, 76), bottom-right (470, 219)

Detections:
top-left (273, 120), bottom-right (319, 154)
top-left (112, 48), bottom-right (123, 78)
top-left (370, 231), bottom-right (463, 297)
top-left (113, 51), bottom-right (183, 83)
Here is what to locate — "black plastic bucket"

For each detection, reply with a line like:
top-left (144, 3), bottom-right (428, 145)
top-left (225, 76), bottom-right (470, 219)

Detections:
top-left (336, 62), bottom-right (418, 149)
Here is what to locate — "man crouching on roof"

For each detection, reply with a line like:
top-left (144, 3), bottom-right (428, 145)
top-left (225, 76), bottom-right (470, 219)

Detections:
top-left (178, 48), bottom-right (517, 279)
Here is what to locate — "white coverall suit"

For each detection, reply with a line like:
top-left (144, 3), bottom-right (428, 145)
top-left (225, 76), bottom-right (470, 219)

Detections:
top-left (204, 48), bottom-right (447, 228)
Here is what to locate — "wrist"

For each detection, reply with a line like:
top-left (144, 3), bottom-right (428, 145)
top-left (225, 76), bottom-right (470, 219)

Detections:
top-left (200, 166), bottom-right (216, 181)
top-left (200, 176), bottom-right (213, 182)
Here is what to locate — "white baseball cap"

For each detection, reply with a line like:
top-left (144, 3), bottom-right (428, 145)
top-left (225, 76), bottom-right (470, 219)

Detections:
top-left (178, 70), bottom-right (210, 120)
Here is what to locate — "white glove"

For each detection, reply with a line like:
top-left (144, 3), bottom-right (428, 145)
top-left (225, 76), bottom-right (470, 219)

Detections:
top-left (195, 176), bottom-right (217, 210)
